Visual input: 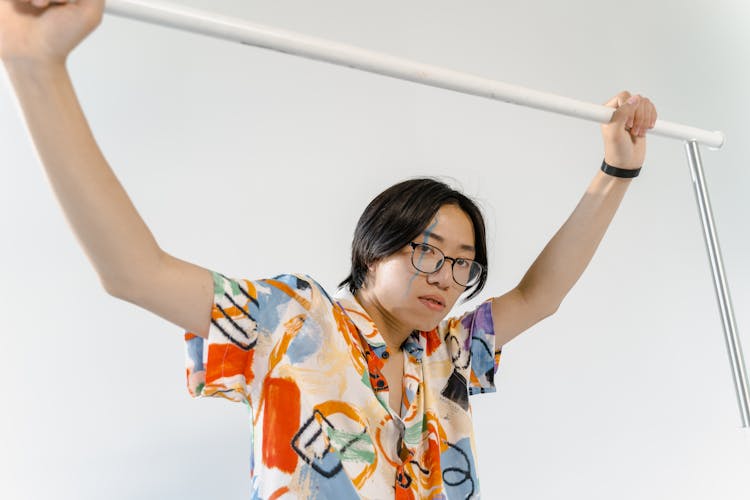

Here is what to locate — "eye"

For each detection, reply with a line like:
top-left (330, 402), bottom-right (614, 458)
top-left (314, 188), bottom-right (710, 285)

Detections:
top-left (454, 258), bottom-right (470, 269)
top-left (415, 244), bottom-right (434, 255)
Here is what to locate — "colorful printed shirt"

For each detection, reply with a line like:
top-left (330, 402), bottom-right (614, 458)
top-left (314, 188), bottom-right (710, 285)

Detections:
top-left (184, 271), bottom-right (501, 499)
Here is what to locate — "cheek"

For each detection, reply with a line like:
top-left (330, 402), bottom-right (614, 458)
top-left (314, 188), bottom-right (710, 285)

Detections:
top-left (447, 292), bottom-right (463, 309)
top-left (374, 259), bottom-right (414, 286)
top-left (372, 263), bottom-right (420, 307)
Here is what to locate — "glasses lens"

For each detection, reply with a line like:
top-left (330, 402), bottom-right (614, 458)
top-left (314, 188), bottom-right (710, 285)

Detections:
top-left (411, 243), bottom-right (442, 273)
top-left (453, 259), bottom-right (483, 286)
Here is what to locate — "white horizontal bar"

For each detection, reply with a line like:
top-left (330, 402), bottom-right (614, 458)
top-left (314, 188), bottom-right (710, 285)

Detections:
top-left (104, 0), bottom-right (725, 149)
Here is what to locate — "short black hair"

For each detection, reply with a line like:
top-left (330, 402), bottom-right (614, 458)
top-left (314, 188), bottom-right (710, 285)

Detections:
top-left (339, 177), bottom-right (488, 301)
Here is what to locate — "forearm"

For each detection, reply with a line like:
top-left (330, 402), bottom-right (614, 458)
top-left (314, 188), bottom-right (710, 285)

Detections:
top-left (4, 60), bottom-right (163, 294)
top-left (518, 169), bottom-right (632, 312)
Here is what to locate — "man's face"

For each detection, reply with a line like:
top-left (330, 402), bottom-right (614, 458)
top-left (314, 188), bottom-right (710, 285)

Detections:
top-left (366, 203), bottom-right (477, 332)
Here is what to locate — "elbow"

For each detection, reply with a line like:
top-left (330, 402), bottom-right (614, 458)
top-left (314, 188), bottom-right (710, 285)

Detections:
top-left (519, 286), bottom-right (560, 320)
top-left (543, 302), bottom-right (560, 319)
top-left (538, 294), bottom-right (562, 318)
top-left (99, 249), bottom-right (165, 301)
top-left (100, 275), bottom-right (129, 300)
top-left (101, 277), bottom-right (120, 298)
top-left (533, 298), bottom-right (560, 322)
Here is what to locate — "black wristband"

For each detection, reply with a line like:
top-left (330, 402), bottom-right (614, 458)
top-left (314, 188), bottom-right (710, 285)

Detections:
top-left (601, 159), bottom-right (641, 178)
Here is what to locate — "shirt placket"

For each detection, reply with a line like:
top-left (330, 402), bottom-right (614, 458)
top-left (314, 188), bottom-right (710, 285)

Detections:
top-left (401, 346), bottom-right (423, 422)
top-left (394, 340), bottom-right (426, 497)
top-left (335, 297), bottom-right (427, 497)
top-left (364, 341), bottom-right (426, 497)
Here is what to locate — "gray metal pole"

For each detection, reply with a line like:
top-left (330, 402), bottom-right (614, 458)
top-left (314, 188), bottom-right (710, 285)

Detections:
top-left (685, 141), bottom-right (750, 428)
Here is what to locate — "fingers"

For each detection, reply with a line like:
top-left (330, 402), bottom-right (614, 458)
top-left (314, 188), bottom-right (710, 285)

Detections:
top-left (606, 90), bottom-right (658, 138)
top-left (630, 96), bottom-right (657, 137)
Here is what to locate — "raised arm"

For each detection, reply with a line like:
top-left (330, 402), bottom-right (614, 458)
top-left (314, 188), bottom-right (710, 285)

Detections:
top-left (1, 0), bottom-right (213, 337)
top-left (491, 91), bottom-right (658, 348)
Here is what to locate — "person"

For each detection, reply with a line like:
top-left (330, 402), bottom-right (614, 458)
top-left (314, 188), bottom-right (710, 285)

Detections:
top-left (0, 0), bottom-right (658, 498)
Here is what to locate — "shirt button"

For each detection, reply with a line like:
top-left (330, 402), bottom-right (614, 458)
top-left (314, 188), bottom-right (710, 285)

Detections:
top-left (382, 350), bottom-right (390, 359)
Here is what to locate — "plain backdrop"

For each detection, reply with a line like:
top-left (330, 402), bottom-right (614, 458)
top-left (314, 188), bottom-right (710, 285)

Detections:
top-left (1, 0), bottom-right (748, 498)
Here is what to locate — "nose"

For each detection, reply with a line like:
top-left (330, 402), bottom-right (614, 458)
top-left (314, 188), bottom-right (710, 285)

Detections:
top-left (426, 260), bottom-right (452, 288)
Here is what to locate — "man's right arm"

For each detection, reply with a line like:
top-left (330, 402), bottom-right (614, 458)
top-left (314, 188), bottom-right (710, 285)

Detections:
top-left (4, 60), bottom-right (213, 338)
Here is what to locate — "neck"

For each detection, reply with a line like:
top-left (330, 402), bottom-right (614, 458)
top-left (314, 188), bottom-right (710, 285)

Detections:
top-left (354, 288), bottom-right (412, 352)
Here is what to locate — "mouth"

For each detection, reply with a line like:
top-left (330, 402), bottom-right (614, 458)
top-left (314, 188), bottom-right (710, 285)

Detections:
top-left (418, 295), bottom-right (446, 311)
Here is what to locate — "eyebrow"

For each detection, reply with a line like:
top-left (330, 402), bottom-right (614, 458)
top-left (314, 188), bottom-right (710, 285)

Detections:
top-left (422, 231), bottom-right (475, 253)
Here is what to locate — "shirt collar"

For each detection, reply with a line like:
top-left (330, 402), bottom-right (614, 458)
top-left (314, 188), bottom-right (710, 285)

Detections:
top-left (333, 287), bottom-right (424, 361)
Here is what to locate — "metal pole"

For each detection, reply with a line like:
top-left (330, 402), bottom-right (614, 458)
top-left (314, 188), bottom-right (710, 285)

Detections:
top-left (102, 0), bottom-right (725, 149)
top-left (685, 141), bottom-right (750, 428)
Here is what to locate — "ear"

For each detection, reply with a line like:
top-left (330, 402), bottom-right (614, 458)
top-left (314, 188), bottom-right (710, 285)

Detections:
top-left (364, 262), bottom-right (378, 288)
top-left (367, 258), bottom-right (380, 273)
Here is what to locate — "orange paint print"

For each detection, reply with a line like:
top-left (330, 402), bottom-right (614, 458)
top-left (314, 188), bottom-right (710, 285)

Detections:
top-left (205, 343), bottom-right (255, 387)
top-left (262, 377), bottom-right (301, 474)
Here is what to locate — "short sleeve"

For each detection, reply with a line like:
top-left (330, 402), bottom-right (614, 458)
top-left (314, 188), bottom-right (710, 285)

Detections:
top-left (184, 271), bottom-right (314, 405)
top-left (440, 299), bottom-right (501, 396)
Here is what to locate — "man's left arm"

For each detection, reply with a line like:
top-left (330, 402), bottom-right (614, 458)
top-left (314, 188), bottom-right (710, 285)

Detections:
top-left (491, 91), bottom-right (657, 348)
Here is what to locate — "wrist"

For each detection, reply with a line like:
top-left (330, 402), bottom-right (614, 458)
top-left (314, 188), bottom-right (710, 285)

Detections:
top-left (3, 56), bottom-right (68, 75)
top-left (603, 154), bottom-right (640, 171)
top-left (3, 57), bottom-right (69, 86)
top-left (600, 159), bottom-right (641, 178)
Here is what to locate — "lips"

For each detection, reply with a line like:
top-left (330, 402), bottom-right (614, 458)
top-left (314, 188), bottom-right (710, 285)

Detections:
top-left (418, 295), bottom-right (446, 310)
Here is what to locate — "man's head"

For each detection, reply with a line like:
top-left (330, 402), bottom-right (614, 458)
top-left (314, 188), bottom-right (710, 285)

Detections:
top-left (340, 178), bottom-right (487, 331)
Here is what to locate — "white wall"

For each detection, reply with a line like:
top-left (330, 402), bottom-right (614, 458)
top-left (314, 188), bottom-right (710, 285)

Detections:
top-left (1, 0), bottom-right (748, 498)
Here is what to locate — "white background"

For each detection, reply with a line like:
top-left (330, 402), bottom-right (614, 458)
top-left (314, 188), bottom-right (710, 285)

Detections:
top-left (1, 0), bottom-right (749, 498)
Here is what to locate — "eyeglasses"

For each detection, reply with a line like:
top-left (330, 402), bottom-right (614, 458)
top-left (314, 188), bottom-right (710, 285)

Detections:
top-left (408, 242), bottom-right (484, 287)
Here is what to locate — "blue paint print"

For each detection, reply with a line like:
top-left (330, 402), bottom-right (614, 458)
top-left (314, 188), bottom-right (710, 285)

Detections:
top-left (440, 437), bottom-right (478, 499)
top-left (405, 217), bottom-right (439, 296)
top-left (286, 316), bottom-right (323, 364)
top-left (297, 455), bottom-right (360, 499)
top-left (185, 335), bottom-right (204, 372)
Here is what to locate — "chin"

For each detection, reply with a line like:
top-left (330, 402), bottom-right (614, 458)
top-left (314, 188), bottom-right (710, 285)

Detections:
top-left (400, 298), bottom-right (451, 332)
top-left (413, 314), bottom-right (447, 333)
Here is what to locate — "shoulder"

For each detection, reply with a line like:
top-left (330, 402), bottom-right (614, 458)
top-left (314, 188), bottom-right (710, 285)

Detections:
top-left (438, 299), bottom-right (494, 337)
top-left (261, 273), bottom-right (318, 291)
top-left (256, 273), bottom-right (337, 310)
top-left (209, 272), bottom-right (339, 319)
top-left (264, 273), bottom-right (333, 295)
top-left (432, 300), bottom-right (494, 360)
top-left (213, 272), bottom-right (323, 291)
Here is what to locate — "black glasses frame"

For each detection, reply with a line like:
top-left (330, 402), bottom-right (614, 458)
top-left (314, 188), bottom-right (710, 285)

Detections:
top-left (408, 242), bottom-right (484, 287)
